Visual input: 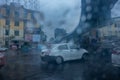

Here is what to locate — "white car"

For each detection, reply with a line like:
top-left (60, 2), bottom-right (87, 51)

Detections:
top-left (112, 48), bottom-right (120, 67)
top-left (112, 54), bottom-right (120, 67)
top-left (40, 43), bottom-right (89, 64)
top-left (0, 52), bottom-right (5, 68)
top-left (0, 47), bottom-right (8, 51)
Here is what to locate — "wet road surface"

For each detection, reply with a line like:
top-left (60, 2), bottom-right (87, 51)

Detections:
top-left (0, 50), bottom-right (120, 80)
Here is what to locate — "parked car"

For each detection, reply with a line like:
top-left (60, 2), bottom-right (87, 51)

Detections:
top-left (0, 47), bottom-right (8, 51)
top-left (40, 43), bottom-right (89, 64)
top-left (0, 52), bottom-right (6, 69)
top-left (38, 44), bottom-right (47, 52)
top-left (112, 47), bottom-right (120, 55)
top-left (112, 47), bottom-right (120, 67)
top-left (112, 54), bottom-right (120, 67)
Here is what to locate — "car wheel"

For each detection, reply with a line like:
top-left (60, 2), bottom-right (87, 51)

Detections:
top-left (56, 56), bottom-right (63, 64)
top-left (41, 58), bottom-right (48, 64)
top-left (41, 60), bottom-right (47, 64)
top-left (82, 53), bottom-right (89, 61)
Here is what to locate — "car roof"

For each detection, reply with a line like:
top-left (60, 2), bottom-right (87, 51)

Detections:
top-left (52, 43), bottom-right (76, 48)
top-left (52, 43), bottom-right (71, 46)
top-left (51, 43), bottom-right (69, 48)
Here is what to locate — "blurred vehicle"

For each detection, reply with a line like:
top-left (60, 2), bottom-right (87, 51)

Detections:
top-left (20, 42), bottom-right (31, 55)
top-left (38, 44), bottom-right (47, 52)
top-left (112, 47), bottom-right (120, 55)
top-left (10, 41), bottom-right (19, 49)
top-left (0, 51), bottom-right (6, 69)
top-left (10, 39), bottom-right (29, 50)
top-left (11, 44), bottom-right (18, 50)
top-left (112, 47), bottom-right (120, 67)
top-left (0, 47), bottom-right (8, 51)
top-left (40, 43), bottom-right (88, 64)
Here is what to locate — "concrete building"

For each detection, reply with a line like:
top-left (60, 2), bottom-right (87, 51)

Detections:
top-left (0, 14), bottom-right (4, 45)
top-left (0, 3), bottom-right (43, 46)
top-left (98, 17), bottom-right (120, 39)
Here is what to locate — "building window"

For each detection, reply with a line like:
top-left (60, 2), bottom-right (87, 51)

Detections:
top-left (15, 10), bottom-right (19, 18)
top-left (1, 8), bottom-right (6, 16)
top-left (6, 7), bottom-right (10, 16)
top-left (14, 21), bottom-right (19, 26)
top-left (5, 30), bottom-right (9, 35)
top-left (108, 31), bottom-right (112, 34)
top-left (23, 10), bottom-right (27, 18)
top-left (14, 30), bottom-right (19, 36)
top-left (28, 13), bottom-right (31, 19)
top-left (6, 19), bottom-right (10, 25)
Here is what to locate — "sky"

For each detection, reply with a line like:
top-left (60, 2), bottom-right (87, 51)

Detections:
top-left (38, 0), bottom-right (120, 40)
top-left (37, 0), bottom-right (81, 39)
top-left (0, 0), bottom-right (120, 40)
top-left (111, 0), bottom-right (120, 17)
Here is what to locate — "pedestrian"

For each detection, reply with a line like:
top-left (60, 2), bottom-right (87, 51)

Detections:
top-left (90, 37), bottom-right (98, 51)
top-left (81, 35), bottom-right (90, 50)
top-left (21, 42), bottom-right (30, 56)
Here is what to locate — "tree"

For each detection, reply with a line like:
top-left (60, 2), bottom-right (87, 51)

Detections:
top-left (78, 0), bottom-right (118, 35)
top-left (49, 37), bottom-right (55, 43)
top-left (54, 28), bottom-right (67, 42)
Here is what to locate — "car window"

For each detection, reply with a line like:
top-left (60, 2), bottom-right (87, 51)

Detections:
top-left (70, 45), bottom-right (78, 49)
top-left (58, 45), bottom-right (68, 50)
top-left (41, 46), bottom-right (47, 50)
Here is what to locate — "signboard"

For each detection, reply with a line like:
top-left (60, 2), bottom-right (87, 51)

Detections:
top-left (32, 34), bottom-right (40, 42)
top-left (25, 27), bottom-right (41, 34)
top-left (33, 28), bottom-right (41, 34)
top-left (25, 34), bottom-right (32, 42)
top-left (25, 27), bottom-right (34, 34)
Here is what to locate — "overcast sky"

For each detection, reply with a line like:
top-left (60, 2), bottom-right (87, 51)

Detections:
top-left (38, 0), bottom-right (120, 39)
top-left (38, 0), bottom-right (81, 39)
top-left (111, 0), bottom-right (120, 17)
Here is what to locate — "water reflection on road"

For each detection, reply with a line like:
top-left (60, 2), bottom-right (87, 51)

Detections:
top-left (0, 50), bottom-right (85, 80)
top-left (24, 61), bottom-right (85, 80)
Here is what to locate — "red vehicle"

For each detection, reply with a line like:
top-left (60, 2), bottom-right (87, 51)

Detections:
top-left (112, 47), bottom-right (120, 55)
top-left (0, 51), bottom-right (6, 69)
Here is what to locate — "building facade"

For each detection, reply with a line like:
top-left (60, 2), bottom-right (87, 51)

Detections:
top-left (0, 3), bottom-right (42, 46)
top-left (98, 17), bottom-right (120, 39)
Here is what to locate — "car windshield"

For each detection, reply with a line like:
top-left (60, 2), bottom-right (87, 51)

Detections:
top-left (58, 44), bottom-right (68, 50)
top-left (70, 45), bottom-right (79, 49)
top-left (0, 0), bottom-right (120, 80)
top-left (41, 45), bottom-right (47, 50)
top-left (50, 44), bottom-right (68, 50)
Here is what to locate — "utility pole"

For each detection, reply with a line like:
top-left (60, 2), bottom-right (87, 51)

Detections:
top-left (3, 26), bottom-right (5, 46)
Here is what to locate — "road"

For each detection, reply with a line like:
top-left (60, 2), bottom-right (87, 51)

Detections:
top-left (0, 49), bottom-right (120, 80)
